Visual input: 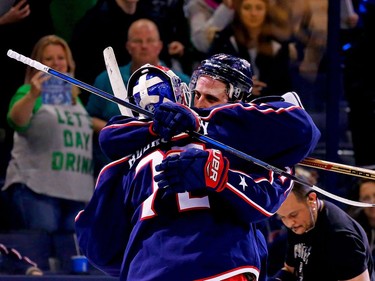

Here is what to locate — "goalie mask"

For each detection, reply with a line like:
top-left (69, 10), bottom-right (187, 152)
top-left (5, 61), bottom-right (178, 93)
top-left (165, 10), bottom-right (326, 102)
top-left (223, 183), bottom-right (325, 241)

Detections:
top-left (189, 53), bottom-right (253, 103)
top-left (128, 64), bottom-right (189, 113)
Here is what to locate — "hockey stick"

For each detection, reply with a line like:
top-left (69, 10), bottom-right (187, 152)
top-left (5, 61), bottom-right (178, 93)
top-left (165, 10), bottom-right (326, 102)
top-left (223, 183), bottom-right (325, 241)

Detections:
top-left (103, 46), bottom-right (134, 117)
top-left (299, 157), bottom-right (375, 180)
top-left (7, 49), bottom-right (374, 207)
top-left (7, 50), bottom-right (151, 116)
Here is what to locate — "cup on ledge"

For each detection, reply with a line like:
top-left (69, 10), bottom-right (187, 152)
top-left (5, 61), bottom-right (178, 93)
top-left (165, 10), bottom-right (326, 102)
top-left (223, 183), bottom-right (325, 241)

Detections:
top-left (71, 255), bottom-right (88, 274)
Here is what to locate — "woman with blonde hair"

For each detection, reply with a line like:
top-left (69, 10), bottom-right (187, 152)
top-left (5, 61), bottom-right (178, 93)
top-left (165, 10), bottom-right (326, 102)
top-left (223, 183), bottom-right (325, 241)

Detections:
top-left (2, 34), bottom-right (94, 234)
top-left (24, 35), bottom-right (80, 100)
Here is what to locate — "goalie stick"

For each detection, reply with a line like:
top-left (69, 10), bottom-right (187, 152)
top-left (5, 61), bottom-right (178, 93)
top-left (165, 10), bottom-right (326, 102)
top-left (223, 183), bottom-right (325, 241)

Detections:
top-left (103, 46), bottom-right (134, 117)
top-left (299, 157), bottom-right (375, 180)
top-left (7, 49), bottom-right (375, 208)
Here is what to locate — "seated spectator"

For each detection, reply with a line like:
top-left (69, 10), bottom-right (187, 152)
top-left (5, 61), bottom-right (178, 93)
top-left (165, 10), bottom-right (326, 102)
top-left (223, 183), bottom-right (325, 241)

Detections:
top-left (349, 178), bottom-right (375, 261)
top-left (1, 35), bottom-right (94, 234)
top-left (86, 18), bottom-right (190, 177)
top-left (208, 0), bottom-right (294, 97)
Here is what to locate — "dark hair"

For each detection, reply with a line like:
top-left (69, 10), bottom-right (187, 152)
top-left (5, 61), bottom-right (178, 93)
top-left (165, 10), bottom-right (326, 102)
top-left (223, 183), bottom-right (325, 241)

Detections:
top-left (355, 178), bottom-right (375, 201)
top-left (291, 182), bottom-right (314, 202)
top-left (347, 178), bottom-right (375, 217)
top-left (358, 178), bottom-right (375, 187)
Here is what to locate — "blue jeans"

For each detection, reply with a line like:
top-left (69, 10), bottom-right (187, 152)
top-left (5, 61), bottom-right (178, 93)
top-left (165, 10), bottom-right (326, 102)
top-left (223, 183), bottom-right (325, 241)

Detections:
top-left (8, 183), bottom-right (86, 233)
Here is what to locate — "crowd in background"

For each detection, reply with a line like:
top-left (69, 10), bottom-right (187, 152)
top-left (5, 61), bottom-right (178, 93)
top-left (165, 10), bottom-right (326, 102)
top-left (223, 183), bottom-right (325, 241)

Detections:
top-left (0, 0), bottom-right (375, 277)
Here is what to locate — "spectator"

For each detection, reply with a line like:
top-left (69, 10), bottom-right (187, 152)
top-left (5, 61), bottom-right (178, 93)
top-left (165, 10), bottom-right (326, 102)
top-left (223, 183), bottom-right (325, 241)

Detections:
top-left (0, 0), bottom-right (54, 186)
top-left (70, 0), bottom-right (141, 104)
top-left (272, 180), bottom-right (375, 280)
top-left (86, 18), bottom-right (190, 177)
top-left (208, 0), bottom-right (293, 97)
top-left (75, 55), bottom-right (320, 280)
top-left (1, 35), bottom-right (94, 234)
top-left (137, 0), bottom-right (193, 74)
top-left (184, 0), bottom-right (234, 55)
top-left (349, 178), bottom-right (375, 261)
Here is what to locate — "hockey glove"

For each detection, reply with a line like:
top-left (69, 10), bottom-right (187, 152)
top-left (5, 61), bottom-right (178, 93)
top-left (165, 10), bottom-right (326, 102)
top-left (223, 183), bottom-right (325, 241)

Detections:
top-left (154, 148), bottom-right (229, 193)
top-left (152, 102), bottom-right (200, 140)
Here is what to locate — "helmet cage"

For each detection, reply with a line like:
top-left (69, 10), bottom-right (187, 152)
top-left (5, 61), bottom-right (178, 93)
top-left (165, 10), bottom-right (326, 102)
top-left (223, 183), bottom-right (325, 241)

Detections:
top-left (128, 64), bottom-right (189, 113)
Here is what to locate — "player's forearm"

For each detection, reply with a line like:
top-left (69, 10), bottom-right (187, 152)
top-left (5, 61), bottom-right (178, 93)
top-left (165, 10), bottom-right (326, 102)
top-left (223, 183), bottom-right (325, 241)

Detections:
top-left (199, 102), bottom-right (320, 167)
top-left (100, 118), bottom-right (159, 160)
top-left (221, 167), bottom-right (293, 223)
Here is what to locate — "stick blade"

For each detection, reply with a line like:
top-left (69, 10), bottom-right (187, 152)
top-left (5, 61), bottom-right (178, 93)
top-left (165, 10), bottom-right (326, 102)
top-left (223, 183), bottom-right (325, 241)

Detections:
top-left (103, 46), bottom-right (134, 117)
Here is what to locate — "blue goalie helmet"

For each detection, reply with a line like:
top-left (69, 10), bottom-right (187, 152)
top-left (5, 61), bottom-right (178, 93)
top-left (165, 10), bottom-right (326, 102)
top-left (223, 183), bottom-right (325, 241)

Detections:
top-left (128, 64), bottom-right (189, 113)
top-left (189, 53), bottom-right (253, 102)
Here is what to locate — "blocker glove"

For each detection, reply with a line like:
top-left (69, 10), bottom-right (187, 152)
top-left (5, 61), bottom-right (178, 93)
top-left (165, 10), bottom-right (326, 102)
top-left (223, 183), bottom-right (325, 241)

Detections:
top-left (152, 102), bottom-right (200, 140)
top-left (154, 148), bottom-right (229, 193)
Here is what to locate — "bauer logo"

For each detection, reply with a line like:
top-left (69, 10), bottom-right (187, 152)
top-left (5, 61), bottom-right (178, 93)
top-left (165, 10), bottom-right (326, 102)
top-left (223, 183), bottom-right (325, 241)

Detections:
top-left (210, 150), bottom-right (221, 182)
top-left (206, 150), bottom-right (222, 188)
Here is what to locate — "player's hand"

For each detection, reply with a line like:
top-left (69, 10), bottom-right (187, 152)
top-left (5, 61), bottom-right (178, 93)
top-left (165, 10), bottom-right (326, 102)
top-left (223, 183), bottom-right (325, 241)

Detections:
top-left (152, 102), bottom-right (200, 140)
top-left (154, 148), bottom-right (229, 193)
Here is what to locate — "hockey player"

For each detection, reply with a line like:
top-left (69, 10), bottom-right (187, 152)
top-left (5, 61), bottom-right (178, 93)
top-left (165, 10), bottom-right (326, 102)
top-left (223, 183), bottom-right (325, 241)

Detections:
top-left (75, 55), bottom-right (321, 281)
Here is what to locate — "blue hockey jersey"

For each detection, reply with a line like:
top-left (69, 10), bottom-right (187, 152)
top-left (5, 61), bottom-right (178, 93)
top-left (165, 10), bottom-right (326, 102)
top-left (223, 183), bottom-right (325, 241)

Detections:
top-left (75, 100), bottom-right (320, 280)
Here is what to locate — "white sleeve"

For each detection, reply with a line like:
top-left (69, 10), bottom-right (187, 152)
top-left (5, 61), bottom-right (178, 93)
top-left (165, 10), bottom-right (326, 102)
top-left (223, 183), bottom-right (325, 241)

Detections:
top-left (184, 0), bottom-right (234, 53)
